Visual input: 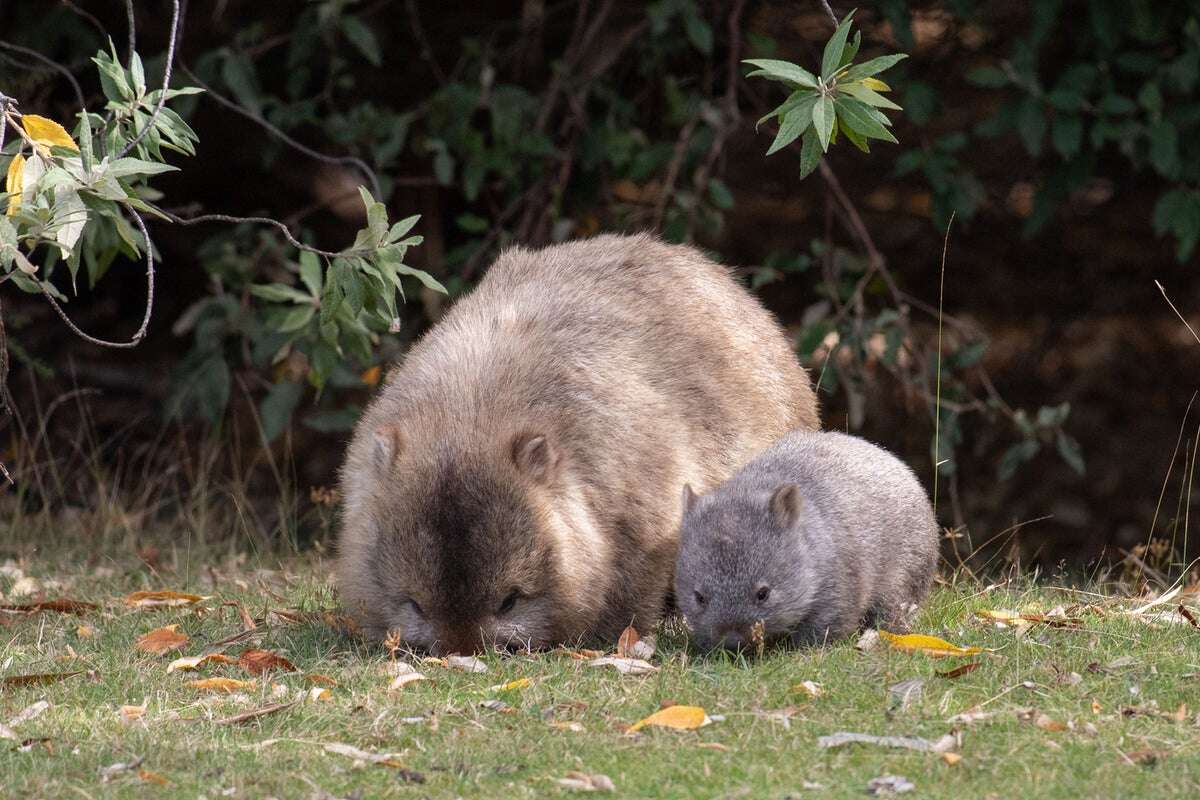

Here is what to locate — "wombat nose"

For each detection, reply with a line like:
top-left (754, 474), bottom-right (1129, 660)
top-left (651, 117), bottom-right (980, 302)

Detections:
top-left (715, 625), bottom-right (751, 650)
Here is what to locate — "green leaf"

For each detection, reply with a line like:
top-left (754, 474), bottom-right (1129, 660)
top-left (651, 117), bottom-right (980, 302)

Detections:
top-left (1097, 94), bottom-right (1135, 115)
top-left (965, 66), bottom-right (1007, 88)
top-left (813, 95), bottom-right (835, 151)
top-left (387, 215), bottom-right (420, 243)
top-left (341, 15), bottom-right (383, 66)
top-left (997, 439), bottom-right (1040, 481)
top-left (106, 158), bottom-right (180, 179)
top-left (839, 81), bottom-right (902, 110)
top-left (277, 304), bottom-right (315, 333)
top-left (683, 10), bottom-right (713, 55)
top-left (259, 381), bottom-right (304, 443)
top-left (766, 97), bottom-right (817, 155)
top-left (299, 251), bottom-right (323, 297)
top-left (841, 53), bottom-right (908, 82)
top-left (1016, 96), bottom-right (1046, 156)
top-left (821, 11), bottom-right (856, 80)
top-left (1055, 431), bottom-right (1085, 476)
top-left (834, 97), bottom-right (896, 143)
top-left (130, 51), bottom-right (146, 97)
top-left (93, 41), bottom-right (132, 103)
top-left (838, 30), bottom-right (861, 70)
top-left (797, 128), bottom-right (822, 180)
top-left (743, 59), bottom-right (818, 89)
top-left (221, 52), bottom-right (262, 116)
top-left (395, 262), bottom-right (447, 294)
top-left (456, 213), bottom-right (490, 233)
top-left (1051, 114), bottom-right (1083, 158)
top-left (251, 283), bottom-right (314, 304)
top-left (708, 178), bottom-right (734, 210)
top-left (838, 117), bottom-right (870, 152)
top-left (757, 90), bottom-right (818, 129)
top-left (1148, 122), bottom-right (1180, 179)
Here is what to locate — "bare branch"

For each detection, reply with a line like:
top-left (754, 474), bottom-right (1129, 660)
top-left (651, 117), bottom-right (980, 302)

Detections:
top-left (125, 0), bottom-right (137, 65)
top-left (163, 211), bottom-right (361, 259)
top-left (0, 40), bottom-right (86, 112)
top-left (117, 0), bottom-right (181, 159)
top-left (817, 0), bottom-right (839, 27)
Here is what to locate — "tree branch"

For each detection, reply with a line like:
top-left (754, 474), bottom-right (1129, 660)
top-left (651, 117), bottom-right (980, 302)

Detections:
top-left (117, 0), bottom-right (181, 159)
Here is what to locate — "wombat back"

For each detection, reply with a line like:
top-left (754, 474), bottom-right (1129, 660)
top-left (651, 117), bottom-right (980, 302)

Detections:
top-left (675, 430), bottom-right (937, 650)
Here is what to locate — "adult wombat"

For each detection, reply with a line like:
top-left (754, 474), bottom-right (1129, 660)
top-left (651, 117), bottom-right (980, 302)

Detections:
top-left (337, 234), bottom-right (818, 653)
top-left (675, 430), bottom-right (937, 650)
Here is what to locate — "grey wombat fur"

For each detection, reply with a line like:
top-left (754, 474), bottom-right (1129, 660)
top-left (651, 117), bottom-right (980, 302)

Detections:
top-left (675, 430), bottom-right (937, 650)
top-left (337, 234), bottom-right (819, 653)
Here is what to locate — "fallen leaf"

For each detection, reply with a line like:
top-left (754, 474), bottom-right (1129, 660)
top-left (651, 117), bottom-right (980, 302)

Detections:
top-left (124, 590), bottom-right (208, 609)
top-left (974, 609), bottom-right (1081, 628)
top-left (488, 677), bottom-right (532, 692)
top-left (855, 628), bottom-right (882, 652)
top-left (446, 655), bottom-right (488, 673)
top-left (118, 704), bottom-right (146, 724)
top-left (222, 601), bottom-right (258, 632)
top-left (323, 742), bottom-right (406, 766)
top-left (238, 648), bottom-right (296, 675)
top-left (696, 741), bottom-right (731, 752)
top-left (136, 625), bottom-right (189, 655)
top-left (138, 768), bottom-right (169, 786)
top-left (588, 656), bottom-right (658, 675)
top-left (879, 630), bottom-right (983, 657)
top-left (557, 771), bottom-right (616, 792)
top-left (479, 699), bottom-right (512, 713)
top-left (76, 625), bottom-right (95, 639)
top-left (791, 680), bottom-right (823, 698)
top-left (1105, 655), bottom-right (1136, 670)
top-left (305, 673), bottom-right (338, 687)
top-left (215, 701), bottom-right (297, 725)
top-left (99, 757), bottom-right (144, 783)
top-left (1, 671), bottom-right (82, 688)
top-left (386, 661), bottom-right (428, 691)
top-left (937, 662), bottom-right (981, 679)
top-left (866, 775), bottom-right (914, 795)
top-left (1177, 604), bottom-right (1199, 629)
top-left (188, 678), bottom-right (256, 693)
top-left (818, 731), bottom-right (950, 753)
top-left (628, 705), bottom-right (711, 732)
top-left (8, 700), bottom-right (49, 726)
top-left (166, 653), bottom-right (238, 673)
top-left (0, 599), bottom-right (97, 615)
top-left (549, 721), bottom-right (585, 732)
top-left (1034, 714), bottom-right (1067, 732)
top-left (5, 154), bottom-right (25, 217)
top-left (1121, 749), bottom-right (1167, 767)
top-left (941, 752), bottom-right (962, 766)
top-left (307, 687), bottom-right (331, 703)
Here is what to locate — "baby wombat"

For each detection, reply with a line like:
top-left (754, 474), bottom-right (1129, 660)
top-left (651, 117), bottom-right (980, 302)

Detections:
top-left (675, 430), bottom-right (937, 650)
top-left (337, 234), bottom-right (819, 653)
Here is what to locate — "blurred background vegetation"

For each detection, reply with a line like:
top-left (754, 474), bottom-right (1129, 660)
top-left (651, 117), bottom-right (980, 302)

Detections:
top-left (1, 0), bottom-right (1198, 576)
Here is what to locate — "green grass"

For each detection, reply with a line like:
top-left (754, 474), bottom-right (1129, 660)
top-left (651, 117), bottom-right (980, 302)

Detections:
top-left (2, 555), bottom-right (1199, 799)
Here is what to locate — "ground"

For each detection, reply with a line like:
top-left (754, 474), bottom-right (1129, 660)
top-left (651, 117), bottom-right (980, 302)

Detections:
top-left (1, 553), bottom-right (1198, 799)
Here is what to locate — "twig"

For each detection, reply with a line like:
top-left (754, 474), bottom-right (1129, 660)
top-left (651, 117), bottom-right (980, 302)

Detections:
top-left (933, 213), bottom-right (956, 519)
top-left (817, 0), bottom-right (839, 27)
top-left (125, 0), bottom-right (137, 65)
top-left (59, 0), bottom-right (108, 39)
top-left (117, 0), bottom-right (181, 159)
top-left (653, 115), bottom-right (698, 230)
top-left (1156, 279), bottom-right (1200, 346)
top-left (0, 40), bottom-right (86, 112)
top-left (405, 0), bottom-right (446, 85)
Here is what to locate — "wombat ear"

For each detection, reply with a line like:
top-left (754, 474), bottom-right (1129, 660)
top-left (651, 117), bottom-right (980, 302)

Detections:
top-left (372, 425), bottom-right (404, 470)
top-left (511, 432), bottom-right (559, 483)
top-left (769, 484), bottom-right (804, 528)
top-left (681, 484), bottom-right (699, 514)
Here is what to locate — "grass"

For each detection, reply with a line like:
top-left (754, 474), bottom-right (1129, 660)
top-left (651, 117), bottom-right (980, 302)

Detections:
top-left (2, 552), bottom-right (1199, 799)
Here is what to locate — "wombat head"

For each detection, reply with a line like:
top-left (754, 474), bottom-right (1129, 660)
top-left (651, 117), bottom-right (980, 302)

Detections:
top-left (674, 483), bottom-right (818, 650)
top-left (339, 422), bottom-right (606, 654)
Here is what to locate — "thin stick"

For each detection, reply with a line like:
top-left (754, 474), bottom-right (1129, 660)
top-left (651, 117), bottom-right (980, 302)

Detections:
top-left (933, 213), bottom-right (955, 518)
top-left (117, 0), bottom-right (181, 159)
top-left (1156, 279), bottom-right (1200, 346)
top-left (1147, 391), bottom-right (1197, 551)
top-left (0, 41), bottom-right (86, 112)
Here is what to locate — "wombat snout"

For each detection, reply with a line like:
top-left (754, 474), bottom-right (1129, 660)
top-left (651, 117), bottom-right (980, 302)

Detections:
top-left (705, 623), bottom-right (758, 651)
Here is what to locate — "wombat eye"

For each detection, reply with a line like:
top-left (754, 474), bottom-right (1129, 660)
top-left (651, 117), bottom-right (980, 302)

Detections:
top-left (756, 586), bottom-right (771, 604)
top-left (407, 599), bottom-right (425, 617)
top-left (497, 590), bottom-right (520, 615)
top-left (693, 590), bottom-right (706, 606)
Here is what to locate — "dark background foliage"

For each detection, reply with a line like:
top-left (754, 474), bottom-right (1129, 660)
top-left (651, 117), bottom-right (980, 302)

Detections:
top-left (2, 0), bottom-right (1198, 570)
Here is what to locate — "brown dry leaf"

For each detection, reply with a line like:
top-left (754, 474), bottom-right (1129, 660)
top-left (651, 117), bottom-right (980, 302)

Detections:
top-left (222, 601), bottom-right (258, 632)
top-left (628, 705), bottom-right (711, 732)
top-left (1034, 714), bottom-right (1067, 732)
top-left (188, 677), bottom-right (256, 693)
top-left (557, 771), bottom-right (616, 792)
top-left (588, 656), bottom-right (658, 675)
top-left (879, 630), bottom-right (983, 657)
top-left (124, 590), bottom-right (209, 608)
top-left (136, 625), bottom-right (190, 655)
top-left (941, 752), bottom-right (963, 766)
top-left (1121, 749), bottom-right (1166, 767)
top-left (0, 599), bottom-right (97, 615)
top-left (696, 742), bottom-right (731, 752)
top-left (1178, 604), bottom-right (1199, 629)
top-left (937, 662), bottom-right (982, 679)
top-left (238, 648), bottom-right (296, 675)
top-left (118, 704), bottom-right (146, 723)
top-left (2, 671), bottom-right (82, 688)
top-left (138, 768), bottom-right (169, 786)
top-left (616, 626), bottom-right (640, 658)
top-left (76, 625), bottom-right (95, 639)
top-left (8, 700), bottom-right (50, 726)
top-left (166, 653), bottom-right (237, 673)
top-left (305, 673), bottom-right (338, 687)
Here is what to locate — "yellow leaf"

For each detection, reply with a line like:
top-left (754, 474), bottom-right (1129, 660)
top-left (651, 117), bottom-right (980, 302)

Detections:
top-left (628, 704), bottom-right (711, 732)
top-left (488, 677), bottom-right (532, 692)
top-left (360, 366), bottom-right (382, 386)
top-left (942, 752), bottom-right (963, 765)
top-left (879, 630), bottom-right (983, 657)
top-left (188, 677), bottom-right (256, 693)
top-left (861, 77), bottom-right (892, 92)
top-left (124, 590), bottom-right (209, 608)
top-left (21, 115), bottom-right (79, 153)
top-left (5, 154), bottom-right (24, 217)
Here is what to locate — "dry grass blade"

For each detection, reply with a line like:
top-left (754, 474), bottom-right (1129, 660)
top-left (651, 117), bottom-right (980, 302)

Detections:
top-left (2, 671), bottom-right (82, 688)
top-left (124, 590), bottom-right (209, 608)
top-left (215, 701), bottom-right (297, 726)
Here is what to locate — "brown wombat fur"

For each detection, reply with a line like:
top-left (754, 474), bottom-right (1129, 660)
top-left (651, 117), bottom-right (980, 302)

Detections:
top-left (336, 233), bottom-right (818, 653)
